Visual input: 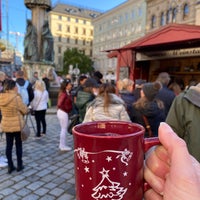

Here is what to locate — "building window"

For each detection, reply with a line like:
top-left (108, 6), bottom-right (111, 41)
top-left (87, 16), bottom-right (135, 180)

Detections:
top-left (67, 16), bottom-right (70, 21)
top-left (58, 15), bottom-right (62, 20)
top-left (183, 3), bottom-right (189, 19)
top-left (151, 15), bottom-right (156, 28)
top-left (83, 40), bottom-right (85, 45)
top-left (160, 12), bottom-right (165, 26)
top-left (166, 10), bottom-right (171, 24)
top-left (138, 7), bottom-right (142, 17)
top-left (82, 28), bottom-right (86, 35)
top-left (172, 7), bottom-right (177, 22)
top-left (58, 46), bottom-right (61, 54)
top-left (83, 20), bottom-right (86, 24)
top-left (58, 24), bottom-right (62, 31)
top-left (58, 36), bottom-right (62, 42)
top-left (67, 25), bottom-right (70, 32)
top-left (90, 30), bottom-right (93, 36)
top-left (76, 18), bottom-right (79, 23)
top-left (75, 38), bottom-right (78, 44)
top-left (67, 37), bottom-right (70, 43)
top-left (75, 27), bottom-right (78, 34)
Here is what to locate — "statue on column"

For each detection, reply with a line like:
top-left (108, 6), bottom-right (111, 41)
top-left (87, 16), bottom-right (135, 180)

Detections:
top-left (23, 19), bottom-right (38, 61)
top-left (41, 20), bottom-right (54, 62)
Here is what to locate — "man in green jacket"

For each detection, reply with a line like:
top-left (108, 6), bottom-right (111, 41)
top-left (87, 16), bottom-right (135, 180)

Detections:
top-left (166, 83), bottom-right (200, 162)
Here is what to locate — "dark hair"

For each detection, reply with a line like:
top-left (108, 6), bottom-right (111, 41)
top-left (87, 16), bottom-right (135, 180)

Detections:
top-left (78, 75), bottom-right (87, 84)
top-left (3, 79), bottom-right (16, 91)
top-left (59, 79), bottom-right (71, 93)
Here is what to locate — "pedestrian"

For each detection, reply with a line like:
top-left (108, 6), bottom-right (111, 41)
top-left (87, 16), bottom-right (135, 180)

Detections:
top-left (155, 72), bottom-right (175, 117)
top-left (0, 71), bottom-right (8, 167)
top-left (42, 73), bottom-right (50, 92)
top-left (31, 80), bottom-right (49, 138)
top-left (0, 79), bottom-right (28, 173)
top-left (144, 122), bottom-right (200, 200)
top-left (117, 78), bottom-right (135, 121)
top-left (132, 81), bottom-right (165, 137)
top-left (93, 71), bottom-right (103, 84)
top-left (75, 77), bottom-right (99, 123)
top-left (57, 79), bottom-right (73, 151)
top-left (166, 82), bottom-right (200, 162)
top-left (15, 70), bottom-right (34, 106)
top-left (83, 83), bottom-right (130, 123)
top-left (30, 71), bottom-right (39, 86)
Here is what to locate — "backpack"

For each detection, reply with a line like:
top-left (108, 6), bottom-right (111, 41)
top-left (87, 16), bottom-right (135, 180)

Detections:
top-left (16, 80), bottom-right (29, 105)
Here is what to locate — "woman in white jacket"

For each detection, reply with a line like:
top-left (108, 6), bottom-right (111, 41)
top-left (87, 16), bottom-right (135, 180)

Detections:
top-left (31, 80), bottom-right (49, 138)
top-left (83, 83), bottom-right (130, 123)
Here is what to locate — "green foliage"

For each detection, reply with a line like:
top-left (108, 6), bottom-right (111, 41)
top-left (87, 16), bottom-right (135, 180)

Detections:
top-left (63, 48), bottom-right (94, 75)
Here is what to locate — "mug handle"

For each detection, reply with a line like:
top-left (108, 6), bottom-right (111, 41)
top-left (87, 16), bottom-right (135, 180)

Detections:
top-left (143, 137), bottom-right (160, 192)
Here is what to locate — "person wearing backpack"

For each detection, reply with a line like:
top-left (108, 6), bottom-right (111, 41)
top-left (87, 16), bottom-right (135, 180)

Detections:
top-left (15, 70), bottom-right (34, 106)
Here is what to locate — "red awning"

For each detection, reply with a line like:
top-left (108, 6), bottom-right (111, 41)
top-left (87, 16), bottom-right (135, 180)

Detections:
top-left (107, 23), bottom-right (200, 54)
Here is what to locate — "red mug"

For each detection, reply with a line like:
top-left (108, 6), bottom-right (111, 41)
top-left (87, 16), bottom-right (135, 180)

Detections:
top-left (73, 121), bottom-right (159, 200)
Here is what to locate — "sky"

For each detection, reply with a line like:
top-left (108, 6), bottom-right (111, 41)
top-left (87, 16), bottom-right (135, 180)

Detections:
top-left (1, 0), bottom-right (126, 54)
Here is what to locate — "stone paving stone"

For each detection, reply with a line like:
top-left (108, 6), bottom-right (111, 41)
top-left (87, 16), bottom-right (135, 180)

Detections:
top-left (48, 187), bottom-right (65, 197)
top-left (0, 188), bottom-right (15, 196)
top-left (21, 193), bottom-right (40, 200)
top-left (34, 187), bottom-right (50, 196)
top-left (3, 194), bottom-right (21, 200)
top-left (15, 188), bottom-right (32, 197)
top-left (26, 181), bottom-right (45, 191)
top-left (11, 180), bottom-right (31, 190)
top-left (57, 193), bottom-right (75, 200)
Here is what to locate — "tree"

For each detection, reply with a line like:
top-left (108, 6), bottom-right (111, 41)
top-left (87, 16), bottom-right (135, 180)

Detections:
top-left (63, 48), bottom-right (94, 75)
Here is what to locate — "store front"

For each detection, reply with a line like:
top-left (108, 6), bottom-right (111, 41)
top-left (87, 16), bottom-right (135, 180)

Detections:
top-left (107, 23), bottom-right (200, 86)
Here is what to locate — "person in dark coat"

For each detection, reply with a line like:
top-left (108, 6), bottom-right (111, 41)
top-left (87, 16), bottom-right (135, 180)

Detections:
top-left (75, 78), bottom-right (99, 123)
top-left (132, 81), bottom-right (165, 137)
top-left (156, 72), bottom-right (175, 118)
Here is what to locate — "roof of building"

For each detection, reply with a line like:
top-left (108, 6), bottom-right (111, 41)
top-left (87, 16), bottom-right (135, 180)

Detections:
top-left (51, 3), bottom-right (102, 19)
top-left (107, 23), bottom-right (200, 57)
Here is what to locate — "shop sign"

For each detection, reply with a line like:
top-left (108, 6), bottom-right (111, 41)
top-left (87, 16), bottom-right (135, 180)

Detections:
top-left (136, 47), bottom-right (200, 61)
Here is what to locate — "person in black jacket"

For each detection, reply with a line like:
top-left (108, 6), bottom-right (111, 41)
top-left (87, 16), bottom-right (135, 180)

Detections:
top-left (132, 81), bottom-right (165, 137)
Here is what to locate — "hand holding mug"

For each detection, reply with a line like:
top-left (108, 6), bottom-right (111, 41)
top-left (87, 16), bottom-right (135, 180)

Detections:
top-left (144, 122), bottom-right (200, 200)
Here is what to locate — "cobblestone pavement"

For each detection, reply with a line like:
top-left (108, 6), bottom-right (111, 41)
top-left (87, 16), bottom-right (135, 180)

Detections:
top-left (0, 109), bottom-right (76, 200)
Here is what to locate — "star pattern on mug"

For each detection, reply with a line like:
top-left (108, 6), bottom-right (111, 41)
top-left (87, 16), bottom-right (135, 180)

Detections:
top-left (106, 156), bottom-right (112, 162)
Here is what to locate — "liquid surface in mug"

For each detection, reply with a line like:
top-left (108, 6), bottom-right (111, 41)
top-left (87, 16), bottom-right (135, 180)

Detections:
top-left (91, 132), bottom-right (121, 136)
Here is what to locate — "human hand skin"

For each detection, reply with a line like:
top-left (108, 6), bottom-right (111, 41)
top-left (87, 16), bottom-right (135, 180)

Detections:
top-left (144, 122), bottom-right (200, 200)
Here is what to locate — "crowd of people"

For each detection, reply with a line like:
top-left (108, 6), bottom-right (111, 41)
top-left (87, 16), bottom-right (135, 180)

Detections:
top-left (0, 68), bottom-right (200, 199)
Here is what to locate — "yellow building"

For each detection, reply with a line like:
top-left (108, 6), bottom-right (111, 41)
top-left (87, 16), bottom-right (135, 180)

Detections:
top-left (48, 3), bottom-right (102, 71)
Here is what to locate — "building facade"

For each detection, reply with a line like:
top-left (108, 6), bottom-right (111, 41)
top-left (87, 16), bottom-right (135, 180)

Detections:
top-left (146, 0), bottom-right (198, 32)
top-left (48, 3), bottom-right (101, 71)
top-left (92, 0), bottom-right (146, 82)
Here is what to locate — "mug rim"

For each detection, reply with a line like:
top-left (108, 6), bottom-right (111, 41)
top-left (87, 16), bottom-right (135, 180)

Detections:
top-left (72, 121), bottom-right (145, 138)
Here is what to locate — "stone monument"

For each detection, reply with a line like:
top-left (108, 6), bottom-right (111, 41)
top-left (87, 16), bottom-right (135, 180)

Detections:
top-left (23, 0), bottom-right (59, 87)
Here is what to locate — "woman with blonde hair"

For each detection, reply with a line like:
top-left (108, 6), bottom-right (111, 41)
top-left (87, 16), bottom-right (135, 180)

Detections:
top-left (117, 78), bottom-right (135, 121)
top-left (83, 83), bottom-right (130, 122)
top-left (31, 80), bottom-right (49, 138)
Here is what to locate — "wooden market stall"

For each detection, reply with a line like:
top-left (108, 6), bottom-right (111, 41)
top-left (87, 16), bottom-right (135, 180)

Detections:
top-left (107, 23), bottom-right (200, 86)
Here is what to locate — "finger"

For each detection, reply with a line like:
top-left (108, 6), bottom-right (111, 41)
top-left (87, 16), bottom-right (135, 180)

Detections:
top-left (144, 162), bottom-right (165, 194)
top-left (146, 146), bottom-right (170, 179)
top-left (144, 189), bottom-right (163, 200)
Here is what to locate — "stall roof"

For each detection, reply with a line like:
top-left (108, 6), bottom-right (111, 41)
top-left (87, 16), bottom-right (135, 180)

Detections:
top-left (107, 23), bottom-right (200, 56)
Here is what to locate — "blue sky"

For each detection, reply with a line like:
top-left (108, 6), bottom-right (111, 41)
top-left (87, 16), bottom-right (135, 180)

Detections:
top-left (1, 0), bottom-right (126, 54)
